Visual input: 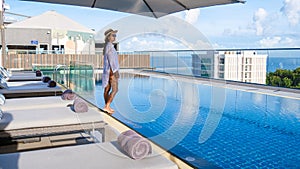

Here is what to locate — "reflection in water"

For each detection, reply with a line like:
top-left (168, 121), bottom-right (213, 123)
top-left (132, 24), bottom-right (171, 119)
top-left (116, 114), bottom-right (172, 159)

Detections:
top-left (224, 89), bottom-right (300, 135)
top-left (199, 85), bottom-right (226, 143)
top-left (115, 77), bottom-right (167, 123)
top-left (252, 92), bottom-right (266, 108)
top-left (149, 81), bottom-right (199, 150)
top-left (280, 98), bottom-right (300, 120)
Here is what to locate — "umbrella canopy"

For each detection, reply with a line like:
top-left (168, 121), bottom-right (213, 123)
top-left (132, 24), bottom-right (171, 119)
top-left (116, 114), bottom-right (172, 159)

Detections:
top-left (22, 0), bottom-right (245, 18)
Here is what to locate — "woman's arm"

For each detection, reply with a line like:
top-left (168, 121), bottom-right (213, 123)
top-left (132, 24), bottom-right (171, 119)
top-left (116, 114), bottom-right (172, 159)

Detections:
top-left (106, 44), bottom-right (119, 74)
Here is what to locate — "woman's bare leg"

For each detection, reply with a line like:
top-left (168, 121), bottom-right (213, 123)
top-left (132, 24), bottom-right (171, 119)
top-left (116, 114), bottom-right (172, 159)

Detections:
top-left (103, 82), bottom-right (111, 104)
top-left (103, 74), bottom-right (118, 113)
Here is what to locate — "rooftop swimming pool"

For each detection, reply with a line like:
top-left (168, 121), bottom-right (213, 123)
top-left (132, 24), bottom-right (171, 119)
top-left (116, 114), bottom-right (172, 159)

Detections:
top-left (82, 72), bottom-right (300, 168)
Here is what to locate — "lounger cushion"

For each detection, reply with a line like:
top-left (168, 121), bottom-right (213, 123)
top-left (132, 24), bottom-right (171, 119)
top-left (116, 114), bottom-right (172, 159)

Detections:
top-left (0, 143), bottom-right (178, 169)
top-left (6, 81), bottom-right (47, 87)
top-left (6, 72), bottom-right (42, 81)
top-left (0, 105), bottom-right (103, 131)
top-left (2, 96), bottom-right (72, 111)
top-left (0, 81), bottom-right (62, 98)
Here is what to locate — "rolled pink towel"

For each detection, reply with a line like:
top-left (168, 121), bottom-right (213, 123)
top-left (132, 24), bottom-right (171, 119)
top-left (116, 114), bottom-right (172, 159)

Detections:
top-left (47, 80), bottom-right (56, 87)
top-left (61, 89), bottom-right (76, 100)
top-left (36, 70), bottom-right (42, 77)
top-left (42, 76), bottom-right (51, 83)
top-left (117, 130), bottom-right (152, 160)
top-left (73, 98), bottom-right (88, 113)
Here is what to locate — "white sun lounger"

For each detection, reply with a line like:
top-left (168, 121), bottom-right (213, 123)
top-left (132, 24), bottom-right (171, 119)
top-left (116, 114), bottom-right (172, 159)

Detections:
top-left (6, 72), bottom-right (42, 82)
top-left (6, 81), bottom-right (49, 87)
top-left (0, 142), bottom-right (178, 169)
top-left (2, 96), bottom-right (72, 111)
top-left (0, 67), bottom-right (42, 82)
top-left (0, 81), bottom-right (62, 98)
top-left (0, 97), bottom-right (106, 140)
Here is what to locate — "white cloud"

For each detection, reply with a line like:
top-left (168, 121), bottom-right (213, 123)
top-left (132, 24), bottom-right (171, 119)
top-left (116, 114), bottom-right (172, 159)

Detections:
top-left (259, 37), bottom-right (281, 47)
top-left (211, 43), bottom-right (225, 49)
top-left (119, 35), bottom-right (187, 51)
top-left (259, 36), bottom-right (298, 48)
top-left (282, 37), bottom-right (294, 45)
top-left (280, 37), bottom-right (300, 47)
top-left (185, 39), bottom-right (212, 50)
top-left (223, 8), bottom-right (270, 37)
top-left (184, 8), bottom-right (200, 24)
top-left (132, 37), bottom-right (138, 42)
top-left (253, 8), bottom-right (268, 36)
top-left (281, 0), bottom-right (300, 26)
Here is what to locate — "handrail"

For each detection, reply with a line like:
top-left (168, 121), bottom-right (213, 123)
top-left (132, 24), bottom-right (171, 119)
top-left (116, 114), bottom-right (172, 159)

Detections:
top-left (53, 64), bottom-right (69, 88)
top-left (134, 47), bottom-right (300, 53)
top-left (54, 64), bottom-right (68, 72)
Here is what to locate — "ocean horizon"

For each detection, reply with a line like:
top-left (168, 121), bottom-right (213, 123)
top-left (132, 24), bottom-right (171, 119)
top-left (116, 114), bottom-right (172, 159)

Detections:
top-left (150, 56), bottom-right (300, 73)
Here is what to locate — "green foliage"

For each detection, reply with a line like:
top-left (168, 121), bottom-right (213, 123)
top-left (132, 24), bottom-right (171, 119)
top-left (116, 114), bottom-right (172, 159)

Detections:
top-left (283, 77), bottom-right (292, 88)
top-left (266, 67), bottom-right (300, 89)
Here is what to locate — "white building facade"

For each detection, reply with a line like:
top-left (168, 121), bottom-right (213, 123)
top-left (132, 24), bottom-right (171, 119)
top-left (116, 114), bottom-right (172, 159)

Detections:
top-left (193, 51), bottom-right (267, 84)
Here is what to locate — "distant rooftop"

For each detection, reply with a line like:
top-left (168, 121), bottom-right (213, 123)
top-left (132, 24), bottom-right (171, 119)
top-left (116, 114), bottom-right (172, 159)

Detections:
top-left (6, 10), bottom-right (94, 34)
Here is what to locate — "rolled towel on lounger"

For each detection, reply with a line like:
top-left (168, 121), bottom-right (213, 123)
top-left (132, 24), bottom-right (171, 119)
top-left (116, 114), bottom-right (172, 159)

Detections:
top-left (61, 89), bottom-right (77, 100)
top-left (117, 130), bottom-right (152, 160)
top-left (73, 98), bottom-right (88, 113)
top-left (47, 80), bottom-right (56, 87)
top-left (42, 76), bottom-right (51, 83)
top-left (36, 70), bottom-right (42, 77)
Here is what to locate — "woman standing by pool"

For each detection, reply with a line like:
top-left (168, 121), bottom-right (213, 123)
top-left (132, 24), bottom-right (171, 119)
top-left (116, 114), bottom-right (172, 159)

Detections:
top-left (102, 29), bottom-right (120, 114)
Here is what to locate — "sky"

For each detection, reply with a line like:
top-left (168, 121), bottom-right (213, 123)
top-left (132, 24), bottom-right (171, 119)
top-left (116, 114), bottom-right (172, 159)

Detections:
top-left (4, 0), bottom-right (300, 51)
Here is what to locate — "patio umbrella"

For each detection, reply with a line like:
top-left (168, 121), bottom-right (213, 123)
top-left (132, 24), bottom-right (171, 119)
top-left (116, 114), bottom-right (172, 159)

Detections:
top-left (22, 0), bottom-right (245, 18)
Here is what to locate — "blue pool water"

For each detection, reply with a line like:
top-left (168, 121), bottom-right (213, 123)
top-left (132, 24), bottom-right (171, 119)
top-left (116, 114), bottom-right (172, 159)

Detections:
top-left (87, 73), bottom-right (300, 168)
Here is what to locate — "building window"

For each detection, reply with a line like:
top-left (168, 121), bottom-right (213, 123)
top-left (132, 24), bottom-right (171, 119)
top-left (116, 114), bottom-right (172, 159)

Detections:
top-left (219, 58), bottom-right (225, 64)
top-left (219, 73), bottom-right (224, 78)
top-left (245, 73), bottom-right (251, 78)
top-left (201, 65), bottom-right (211, 70)
top-left (219, 65), bottom-right (224, 71)
top-left (201, 58), bottom-right (212, 64)
top-left (245, 65), bottom-right (251, 71)
top-left (245, 58), bottom-right (251, 64)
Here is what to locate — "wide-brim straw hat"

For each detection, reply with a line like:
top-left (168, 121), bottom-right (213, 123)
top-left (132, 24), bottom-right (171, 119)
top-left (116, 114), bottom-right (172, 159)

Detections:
top-left (104, 29), bottom-right (118, 37)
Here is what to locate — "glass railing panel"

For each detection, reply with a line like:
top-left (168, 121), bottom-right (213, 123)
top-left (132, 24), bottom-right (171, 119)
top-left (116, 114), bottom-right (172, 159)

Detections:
top-left (68, 61), bottom-right (95, 98)
top-left (177, 51), bottom-right (193, 76)
top-left (266, 49), bottom-right (300, 89)
top-left (150, 51), bottom-right (168, 73)
top-left (147, 48), bottom-right (300, 90)
top-left (191, 50), bottom-right (215, 78)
